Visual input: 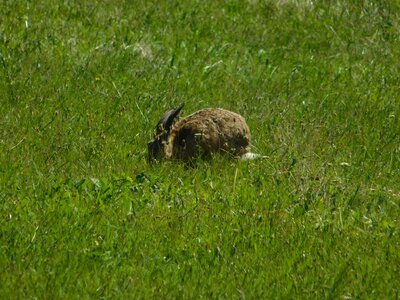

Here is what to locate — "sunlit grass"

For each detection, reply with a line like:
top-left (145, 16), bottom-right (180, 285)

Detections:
top-left (1, 0), bottom-right (399, 298)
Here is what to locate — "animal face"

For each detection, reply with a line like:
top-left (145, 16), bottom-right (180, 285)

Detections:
top-left (148, 104), bottom-right (184, 163)
top-left (147, 135), bottom-right (164, 162)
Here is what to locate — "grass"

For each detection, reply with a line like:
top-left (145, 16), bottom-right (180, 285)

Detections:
top-left (1, 0), bottom-right (399, 298)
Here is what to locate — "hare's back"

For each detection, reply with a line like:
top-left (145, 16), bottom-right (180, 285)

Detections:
top-left (178, 108), bottom-right (250, 155)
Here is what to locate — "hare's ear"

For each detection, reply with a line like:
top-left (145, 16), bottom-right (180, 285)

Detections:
top-left (157, 103), bottom-right (184, 133)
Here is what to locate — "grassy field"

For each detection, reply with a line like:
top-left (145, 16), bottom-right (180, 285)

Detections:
top-left (1, 0), bottom-right (399, 298)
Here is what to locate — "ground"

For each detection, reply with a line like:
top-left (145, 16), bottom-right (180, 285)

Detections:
top-left (0, 0), bottom-right (399, 298)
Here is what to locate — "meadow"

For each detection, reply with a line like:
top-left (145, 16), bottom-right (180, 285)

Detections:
top-left (1, 0), bottom-right (399, 298)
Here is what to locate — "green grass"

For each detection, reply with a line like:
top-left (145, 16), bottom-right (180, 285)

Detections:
top-left (1, 0), bottom-right (399, 298)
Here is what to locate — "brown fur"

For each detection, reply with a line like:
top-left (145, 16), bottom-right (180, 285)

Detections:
top-left (148, 106), bottom-right (251, 164)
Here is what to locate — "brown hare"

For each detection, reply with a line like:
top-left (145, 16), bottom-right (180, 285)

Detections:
top-left (148, 104), bottom-right (263, 164)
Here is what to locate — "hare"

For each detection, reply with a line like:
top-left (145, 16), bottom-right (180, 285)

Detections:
top-left (148, 104), bottom-right (262, 164)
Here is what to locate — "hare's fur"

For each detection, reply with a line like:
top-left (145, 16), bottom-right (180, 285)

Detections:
top-left (148, 105), bottom-right (256, 163)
